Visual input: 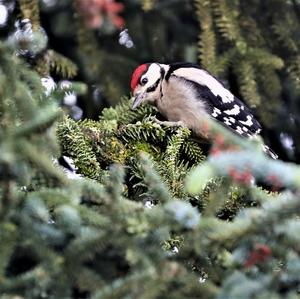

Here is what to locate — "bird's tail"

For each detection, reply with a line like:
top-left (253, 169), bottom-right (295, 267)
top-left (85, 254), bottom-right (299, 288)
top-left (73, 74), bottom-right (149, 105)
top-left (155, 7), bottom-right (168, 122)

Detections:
top-left (262, 144), bottom-right (278, 159)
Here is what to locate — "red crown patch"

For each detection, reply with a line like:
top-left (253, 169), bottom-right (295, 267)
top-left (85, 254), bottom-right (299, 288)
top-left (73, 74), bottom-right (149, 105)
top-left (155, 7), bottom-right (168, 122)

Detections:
top-left (131, 64), bottom-right (148, 91)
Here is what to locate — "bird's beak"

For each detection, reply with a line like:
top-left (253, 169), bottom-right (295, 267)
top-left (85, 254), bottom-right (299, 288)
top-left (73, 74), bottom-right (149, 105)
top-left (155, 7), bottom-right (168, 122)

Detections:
top-left (131, 93), bottom-right (144, 110)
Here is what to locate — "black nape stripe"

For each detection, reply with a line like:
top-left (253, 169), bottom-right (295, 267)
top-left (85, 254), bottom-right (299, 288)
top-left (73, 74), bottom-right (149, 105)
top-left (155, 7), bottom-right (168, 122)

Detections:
top-left (159, 66), bottom-right (165, 79)
top-left (147, 78), bottom-right (160, 92)
top-left (159, 65), bottom-right (165, 97)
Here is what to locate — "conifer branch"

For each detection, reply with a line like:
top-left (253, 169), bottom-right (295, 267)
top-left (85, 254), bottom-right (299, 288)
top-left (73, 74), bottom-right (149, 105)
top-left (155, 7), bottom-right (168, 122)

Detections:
top-left (195, 0), bottom-right (218, 74)
top-left (19, 0), bottom-right (40, 29)
top-left (187, 150), bottom-right (300, 195)
top-left (235, 60), bottom-right (261, 107)
top-left (211, 0), bottom-right (240, 42)
top-left (139, 153), bottom-right (173, 203)
top-left (56, 117), bottom-right (102, 180)
top-left (47, 50), bottom-right (78, 79)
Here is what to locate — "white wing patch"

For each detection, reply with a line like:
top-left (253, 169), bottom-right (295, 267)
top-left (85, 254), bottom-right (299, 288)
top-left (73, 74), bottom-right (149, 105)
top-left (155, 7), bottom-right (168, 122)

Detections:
top-left (235, 126), bottom-right (244, 135)
top-left (255, 127), bottom-right (261, 134)
top-left (239, 115), bottom-right (253, 126)
top-left (223, 117), bottom-right (232, 125)
top-left (173, 68), bottom-right (235, 103)
top-left (212, 107), bottom-right (221, 117)
top-left (224, 105), bottom-right (240, 115)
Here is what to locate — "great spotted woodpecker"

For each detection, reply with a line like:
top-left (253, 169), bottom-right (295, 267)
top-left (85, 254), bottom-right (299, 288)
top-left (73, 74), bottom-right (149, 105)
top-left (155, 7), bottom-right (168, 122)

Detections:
top-left (130, 62), bottom-right (277, 159)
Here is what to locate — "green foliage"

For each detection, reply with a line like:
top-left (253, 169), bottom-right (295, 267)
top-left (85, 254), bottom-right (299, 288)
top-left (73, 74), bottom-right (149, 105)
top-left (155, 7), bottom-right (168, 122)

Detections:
top-left (19, 0), bottom-right (40, 28)
top-left (194, 0), bottom-right (293, 126)
top-left (0, 40), bottom-right (189, 299)
top-left (30, 0), bottom-right (300, 159)
top-left (55, 92), bottom-right (300, 299)
top-left (0, 42), bottom-right (64, 186)
top-left (57, 98), bottom-right (206, 201)
top-left (18, 0), bottom-right (78, 78)
top-left (49, 50), bottom-right (78, 78)
top-left (234, 60), bottom-right (261, 107)
top-left (56, 117), bottom-right (102, 179)
top-left (1, 0), bottom-right (300, 298)
top-left (195, 0), bottom-right (217, 74)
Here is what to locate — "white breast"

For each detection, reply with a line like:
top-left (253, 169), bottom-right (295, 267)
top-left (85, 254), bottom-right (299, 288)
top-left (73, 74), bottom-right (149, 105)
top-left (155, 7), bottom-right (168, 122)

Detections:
top-left (157, 76), bottom-right (207, 134)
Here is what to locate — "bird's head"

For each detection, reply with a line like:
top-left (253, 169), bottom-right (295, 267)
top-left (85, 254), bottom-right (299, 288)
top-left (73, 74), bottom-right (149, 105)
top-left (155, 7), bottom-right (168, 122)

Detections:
top-left (130, 63), bottom-right (166, 110)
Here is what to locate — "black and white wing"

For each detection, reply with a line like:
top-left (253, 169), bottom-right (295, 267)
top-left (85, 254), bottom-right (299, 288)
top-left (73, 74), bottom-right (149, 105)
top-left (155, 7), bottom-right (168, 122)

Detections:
top-left (168, 63), bottom-right (261, 137)
top-left (167, 63), bottom-right (278, 159)
top-left (191, 83), bottom-right (261, 138)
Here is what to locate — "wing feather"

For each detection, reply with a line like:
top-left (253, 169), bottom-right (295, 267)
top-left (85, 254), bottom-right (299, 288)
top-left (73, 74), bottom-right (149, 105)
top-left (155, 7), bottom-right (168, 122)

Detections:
top-left (168, 64), bottom-right (261, 137)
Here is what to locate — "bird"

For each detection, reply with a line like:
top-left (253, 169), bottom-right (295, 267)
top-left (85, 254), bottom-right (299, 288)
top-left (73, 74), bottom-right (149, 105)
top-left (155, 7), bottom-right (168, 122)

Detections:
top-left (130, 62), bottom-right (277, 159)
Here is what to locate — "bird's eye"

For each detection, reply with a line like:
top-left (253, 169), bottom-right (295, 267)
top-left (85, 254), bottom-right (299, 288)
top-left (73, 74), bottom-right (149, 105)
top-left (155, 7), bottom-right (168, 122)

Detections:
top-left (141, 77), bottom-right (148, 85)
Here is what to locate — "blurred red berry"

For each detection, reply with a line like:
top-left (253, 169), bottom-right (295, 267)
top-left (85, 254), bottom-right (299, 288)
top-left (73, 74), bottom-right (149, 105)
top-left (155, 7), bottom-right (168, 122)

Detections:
top-left (76, 0), bottom-right (125, 29)
top-left (244, 244), bottom-right (272, 268)
top-left (228, 167), bottom-right (253, 185)
top-left (214, 134), bottom-right (225, 147)
top-left (210, 147), bottom-right (221, 156)
top-left (267, 174), bottom-right (283, 191)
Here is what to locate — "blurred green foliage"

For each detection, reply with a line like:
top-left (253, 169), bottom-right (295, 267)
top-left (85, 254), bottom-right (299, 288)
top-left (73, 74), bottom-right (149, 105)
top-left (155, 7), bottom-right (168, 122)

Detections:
top-left (0, 0), bottom-right (300, 298)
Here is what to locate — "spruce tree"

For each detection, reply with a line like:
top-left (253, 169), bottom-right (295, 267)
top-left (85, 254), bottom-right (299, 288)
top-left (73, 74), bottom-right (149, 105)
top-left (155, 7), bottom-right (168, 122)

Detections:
top-left (0, 0), bottom-right (300, 298)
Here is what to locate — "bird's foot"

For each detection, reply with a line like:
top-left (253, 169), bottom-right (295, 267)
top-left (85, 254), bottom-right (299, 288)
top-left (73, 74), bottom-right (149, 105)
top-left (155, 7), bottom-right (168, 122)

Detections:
top-left (151, 117), bottom-right (185, 128)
